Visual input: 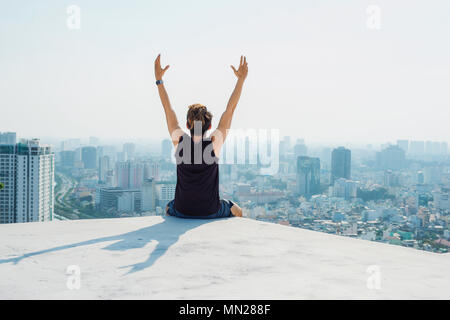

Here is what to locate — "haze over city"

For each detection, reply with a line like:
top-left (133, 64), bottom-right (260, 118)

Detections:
top-left (1, 0), bottom-right (450, 143)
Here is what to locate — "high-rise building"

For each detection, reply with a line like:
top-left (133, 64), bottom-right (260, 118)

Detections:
top-left (144, 161), bottom-right (160, 181)
top-left (376, 145), bottom-right (405, 170)
top-left (384, 170), bottom-right (400, 187)
top-left (60, 138), bottom-right (81, 151)
top-left (123, 143), bottom-right (136, 160)
top-left (98, 155), bottom-right (111, 183)
top-left (294, 143), bottom-right (307, 158)
top-left (331, 147), bottom-right (351, 184)
top-left (99, 187), bottom-right (141, 214)
top-left (417, 171), bottom-right (424, 185)
top-left (441, 142), bottom-right (448, 155)
top-left (279, 136), bottom-right (291, 159)
top-left (0, 132), bottom-right (17, 145)
top-left (431, 142), bottom-right (441, 155)
top-left (81, 146), bottom-right (97, 169)
top-left (141, 178), bottom-right (156, 212)
top-left (156, 182), bottom-right (176, 208)
top-left (397, 140), bottom-right (409, 154)
top-left (332, 178), bottom-right (357, 200)
top-left (409, 141), bottom-right (425, 156)
top-left (432, 189), bottom-right (450, 210)
top-left (89, 136), bottom-right (100, 146)
top-left (161, 139), bottom-right (173, 159)
top-left (117, 151), bottom-right (127, 162)
top-left (97, 145), bottom-right (116, 159)
top-left (0, 139), bottom-right (54, 223)
top-left (116, 161), bottom-right (145, 189)
top-left (0, 145), bottom-right (15, 222)
top-left (296, 156), bottom-right (320, 197)
top-left (424, 166), bottom-right (442, 184)
top-left (425, 141), bottom-right (434, 155)
top-left (60, 150), bottom-right (76, 167)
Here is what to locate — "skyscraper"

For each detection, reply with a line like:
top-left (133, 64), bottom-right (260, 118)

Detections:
top-left (98, 155), bottom-right (111, 183)
top-left (115, 160), bottom-right (145, 189)
top-left (156, 182), bottom-right (176, 208)
top-left (144, 161), bottom-right (160, 181)
top-left (296, 156), bottom-right (320, 197)
top-left (425, 141), bottom-right (434, 155)
top-left (0, 139), bottom-right (54, 223)
top-left (409, 141), bottom-right (425, 156)
top-left (89, 136), bottom-right (100, 146)
top-left (397, 140), bottom-right (409, 154)
top-left (332, 178), bottom-right (358, 200)
top-left (141, 178), bottom-right (156, 212)
top-left (279, 136), bottom-right (291, 159)
top-left (161, 139), bottom-right (173, 159)
top-left (441, 142), bottom-right (448, 155)
top-left (0, 132), bottom-right (17, 145)
top-left (294, 143), bottom-right (307, 158)
top-left (331, 147), bottom-right (351, 184)
top-left (376, 145), bottom-right (406, 170)
top-left (123, 142), bottom-right (136, 160)
top-left (99, 187), bottom-right (141, 214)
top-left (60, 150), bottom-right (76, 167)
top-left (81, 146), bottom-right (97, 169)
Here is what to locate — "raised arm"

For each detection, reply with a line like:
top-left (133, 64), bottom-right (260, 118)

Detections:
top-left (212, 55), bottom-right (248, 156)
top-left (154, 54), bottom-right (184, 146)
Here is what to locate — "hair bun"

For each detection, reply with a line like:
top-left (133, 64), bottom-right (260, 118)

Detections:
top-left (187, 103), bottom-right (213, 134)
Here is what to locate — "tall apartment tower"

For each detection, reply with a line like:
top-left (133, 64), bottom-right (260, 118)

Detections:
top-left (123, 142), bottom-right (136, 160)
top-left (331, 147), bottom-right (351, 185)
top-left (376, 145), bottom-right (406, 170)
top-left (115, 160), bottom-right (145, 189)
top-left (141, 178), bottom-right (156, 212)
top-left (98, 155), bottom-right (111, 183)
top-left (0, 139), bottom-right (54, 223)
top-left (161, 139), bottom-right (173, 159)
top-left (397, 140), bottom-right (409, 154)
top-left (0, 132), bottom-right (17, 145)
top-left (296, 156), bottom-right (320, 197)
top-left (81, 146), bottom-right (97, 169)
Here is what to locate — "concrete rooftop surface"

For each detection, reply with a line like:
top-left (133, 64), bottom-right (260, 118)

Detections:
top-left (0, 216), bottom-right (449, 299)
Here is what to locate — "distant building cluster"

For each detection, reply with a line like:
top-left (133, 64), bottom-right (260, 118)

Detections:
top-left (2, 132), bottom-right (449, 253)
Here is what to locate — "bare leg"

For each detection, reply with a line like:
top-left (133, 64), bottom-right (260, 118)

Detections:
top-left (231, 203), bottom-right (243, 217)
top-left (165, 204), bottom-right (170, 216)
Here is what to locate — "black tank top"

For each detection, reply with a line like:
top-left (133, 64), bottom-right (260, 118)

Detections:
top-left (174, 134), bottom-right (220, 216)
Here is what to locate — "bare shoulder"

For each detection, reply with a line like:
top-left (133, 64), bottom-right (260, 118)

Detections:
top-left (171, 128), bottom-right (187, 147)
top-left (209, 129), bottom-right (225, 158)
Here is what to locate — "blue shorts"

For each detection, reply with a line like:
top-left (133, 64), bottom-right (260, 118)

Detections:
top-left (166, 199), bottom-right (235, 219)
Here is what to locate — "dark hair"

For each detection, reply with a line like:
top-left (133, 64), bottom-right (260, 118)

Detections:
top-left (186, 104), bottom-right (212, 136)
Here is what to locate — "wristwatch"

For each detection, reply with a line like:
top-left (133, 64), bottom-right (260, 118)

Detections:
top-left (156, 79), bottom-right (163, 85)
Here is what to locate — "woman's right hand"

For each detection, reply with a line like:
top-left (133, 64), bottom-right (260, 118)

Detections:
top-left (231, 55), bottom-right (248, 81)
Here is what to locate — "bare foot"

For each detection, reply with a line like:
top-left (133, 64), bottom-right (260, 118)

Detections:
top-left (231, 203), bottom-right (243, 217)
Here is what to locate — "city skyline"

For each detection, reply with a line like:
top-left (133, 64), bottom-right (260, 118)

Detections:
top-left (1, 130), bottom-right (449, 256)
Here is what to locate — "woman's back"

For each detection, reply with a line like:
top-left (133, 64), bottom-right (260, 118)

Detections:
top-left (174, 134), bottom-right (220, 216)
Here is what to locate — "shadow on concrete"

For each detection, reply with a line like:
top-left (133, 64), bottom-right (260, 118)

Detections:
top-left (0, 217), bottom-right (214, 274)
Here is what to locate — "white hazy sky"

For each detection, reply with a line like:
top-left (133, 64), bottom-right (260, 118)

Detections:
top-left (1, 0), bottom-right (449, 144)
